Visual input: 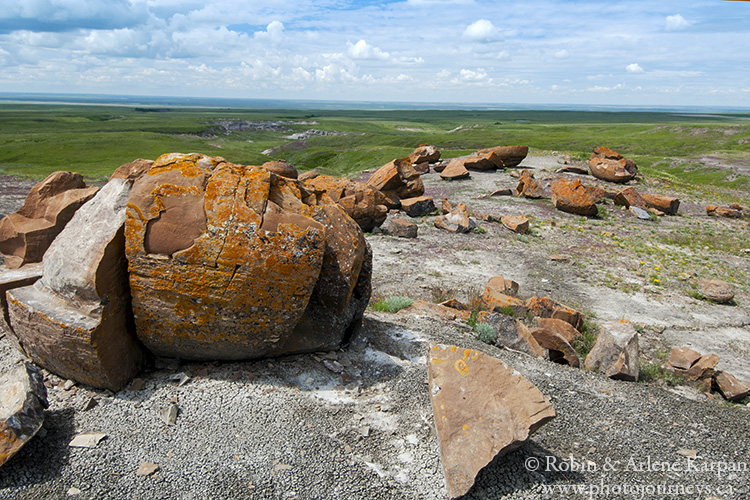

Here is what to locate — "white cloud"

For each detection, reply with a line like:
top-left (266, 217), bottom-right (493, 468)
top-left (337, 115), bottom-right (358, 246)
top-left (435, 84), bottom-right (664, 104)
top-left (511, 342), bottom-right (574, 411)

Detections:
top-left (346, 40), bottom-right (389, 60)
top-left (459, 68), bottom-right (488, 81)
top-left (626, 63), bottom-right (644, 74)
top-left (665, 14), bottom-right (690, 31)
top-left (254, 21), bottom-right (284, 42)
top-left (554, 49), bottom-right (569, 59)
top-left (463, 19), bottom-right (499, 43)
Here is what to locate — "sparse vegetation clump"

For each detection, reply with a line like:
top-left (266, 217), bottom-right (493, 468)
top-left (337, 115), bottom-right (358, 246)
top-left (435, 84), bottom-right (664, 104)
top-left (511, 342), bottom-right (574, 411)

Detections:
top-left (572, 317), bottom-right (600, 359)
top-left (474, 323), bottom-right (497, 345)
top-left (638, 361), bottom-right (682, 386)
top-left (370, 296), bottom-right (414, 313)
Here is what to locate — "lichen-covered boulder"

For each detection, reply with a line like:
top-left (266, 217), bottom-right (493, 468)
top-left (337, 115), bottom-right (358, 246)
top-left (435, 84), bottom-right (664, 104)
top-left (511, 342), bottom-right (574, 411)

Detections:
top-left (589, 147), bottom-right (637, 183)
top-left (301, 173), bottom-right (388, 232)
top-left (367, 157), bottom-right (424, 208)
top-left (551, 178), bottom-right (599, 216)
top-left (7, 176), bottom-right (148, 390)
top-left (515, 169), bottom-right (544, 199)
top-left (125, 153), bottom-right (372, 361)
top-left (0, 172), bottom-right (99, 269)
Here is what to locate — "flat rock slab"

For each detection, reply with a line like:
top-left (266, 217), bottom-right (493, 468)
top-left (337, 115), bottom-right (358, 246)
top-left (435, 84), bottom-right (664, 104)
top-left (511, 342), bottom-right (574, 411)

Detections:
top-left (428, 344), bottom-right (555, 499)
top-left (0, 363), bottom-right (48, 466)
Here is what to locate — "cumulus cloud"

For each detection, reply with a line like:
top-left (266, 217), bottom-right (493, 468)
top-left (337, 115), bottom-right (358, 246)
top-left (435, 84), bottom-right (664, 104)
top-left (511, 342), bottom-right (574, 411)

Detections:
top-left (626, 63), bottom-right (644, 74)
top-left (346, 40), bottom-right (389, 60)
top-left (665, 14), bottom-right (690, 31)
top-left (459, 68), bottom-right (488, 81)
top-left (254, 21), bottom-right (284, 42)
top-left (463, 19), bottom-right (499, 43)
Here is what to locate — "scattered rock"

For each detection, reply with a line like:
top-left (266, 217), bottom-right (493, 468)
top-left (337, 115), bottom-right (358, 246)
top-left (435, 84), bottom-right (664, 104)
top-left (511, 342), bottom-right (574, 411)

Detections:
top-left (500, 215), bottom-right (530, 234)
top-left (667, 347), bottom-right (702, 371)
top-left (526, 296), bottom-right (584, 330)
top-left (0, 363), bottom-right (48, 466)
top-left (0, 172), bottom-right (99, 269)
top-left (515, 170), bottom-right (544, 199)
top-left (713, 371), bottom-right (750, 402)
top-left (136, 462), bottom-right (160, 477)
top-left (613, 186), bottom-right (647, 209)
top-left (485, 276), bottom-right (519, 296)
top-left (589, 146), bottom-right (638, 183)
top-left (550, 178), bottom-right (598, 216)
top-left (400, 196), bottom-right (436, 217)
top-left (529, 327), bottom-right (580, 367)
top-left (706, 205), bottom-right (742, 219)
top-left (697, 279), bottom-right (734, 303)
top-left (439, 159), bottom-right (471, 180)
top-left (408, 144), bottom-right (440, 165)
top-left (69, 431), bottom-right (107, 449)
top-left (413, 161), bottom-right (430, 174)
top-left (399, 300), bottom-right (470, 323)
top-left (487, 318), bottom-right (546, 358)
top-left (462, 152), bottom-right (499, 171)
top-left (126, 153), bottom-right (372, 361)
top-left (476, 145), bottom-right (528, 167)
top-left (367, 158), bottom-right (424, 207)
top-left (434, 203), bottom-right (476, 233)
top-left (261, 160), bottom-right (298, 179)
top-left (83, 397), bottom-right (98, 411)
top-left (685, 353), bottom-right (720, 381)
top-left (386, 218), bottom-right (418, 238)
top-left (535, 317), bottom-right (581, 344)
top-left (556, 165), bottom-right (589, 175)
top-left (642, 193), bottom-right (680, 215)
top-left (584, 320), bottom-right (640, 381)
top-left (489, 188), bottom-right (514, 197)
top-left (161, 403), bottom-right (179, 425)
top-left (427, 343), bottom-right (555, 499)
top-left (482, 289), bottom-right (526, 315)
top-left (439, 299), bottom-right (470, 311)
top-left (7, 176), bottom-right (147, 390)
top-left (302, 174), bottom-right (389, 231)
top-left (629, 206), bottom-right (651, 220)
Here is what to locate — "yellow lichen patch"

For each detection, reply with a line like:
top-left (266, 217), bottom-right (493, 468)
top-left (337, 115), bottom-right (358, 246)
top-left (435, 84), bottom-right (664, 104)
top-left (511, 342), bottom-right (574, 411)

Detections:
top-left (149, 153), bottom-right (220, 178)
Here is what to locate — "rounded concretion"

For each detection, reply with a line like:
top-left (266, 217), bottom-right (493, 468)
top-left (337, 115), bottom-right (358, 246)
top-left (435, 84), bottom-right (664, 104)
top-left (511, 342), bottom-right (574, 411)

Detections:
top-left (124, 153), bottom-right (372, 360)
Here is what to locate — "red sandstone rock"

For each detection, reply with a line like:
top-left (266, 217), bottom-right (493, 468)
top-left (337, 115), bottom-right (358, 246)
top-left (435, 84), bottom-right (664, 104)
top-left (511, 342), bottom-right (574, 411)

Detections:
top-left (434, 202), bottom-right (476, 233)
top-left (302, 174), bottom-right (388, 232)
top-left (485, 276), bottom-right (519, 297)
top-left (529, 327), bottom-right (580, 367)
top-left (550, 178), bottom-right (598, 216)
top-left (706, 205), bottom-right (742, 219)
top-left (408, 144), bottom-right (440, 164)
top-left (399, 300), bottom-right (470, 322)
top-left (439, 159), bottom-right (471, 180)
top-left (642, 193), bottom-right (680, 215)
top-left (463, 152), bottom-right (499, 171)
top-left (125, 153), bottom-right (372, 361)
top-left (428, 343), bottom-right (555, 499)
top-left (386, 218), bottom-right (418, 238)
top-left (515, 170), bottom-right (543, 199)
top-left (713, 371), bottom-right (750, 402)
top-left (526, 296), bottom-right (584, 330)
top-left (400, 196), bottom-right (436, 217)
top-left (476, 145), bottom-right (528, 167)
top-left (536, 317), bottom-right (581, 344)
top-left (697, 279), bottom-right (734, 303)
top-left (367, 158), bottom-right (424, 208)
top-left (589, 146), bottom-right (638, 183)
top-left (261, 160), bottom-right (299, 179)
top-left (501, 215), bottom-right (530, 234)
top-left (614, 186), bottom-right (647, 209)
top-left (668, 347), bottom-right (702, 370)
top-left (0, 172), bottom-right (99, 268)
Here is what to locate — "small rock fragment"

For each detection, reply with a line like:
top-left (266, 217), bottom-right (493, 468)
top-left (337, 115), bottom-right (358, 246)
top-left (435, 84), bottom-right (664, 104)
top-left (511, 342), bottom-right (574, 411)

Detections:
top-left (501, 215), bottom-right (530, 234)
top-left (667, 347), bottom-right (702, 371)
top-left (161, 404), bottom-right (179, 426)
top-left (323, 360), bottom-right (344, 374)
top-left (69, 431), bottom-right (107, 449)
top-left (399, 196), bottom-right (436, 217)
top-left (713, 371), bottom-right (750, 402)
top-left (136, 462), bottom-right (160, 477)
top-left (386, 218), bottom-right (418, 239)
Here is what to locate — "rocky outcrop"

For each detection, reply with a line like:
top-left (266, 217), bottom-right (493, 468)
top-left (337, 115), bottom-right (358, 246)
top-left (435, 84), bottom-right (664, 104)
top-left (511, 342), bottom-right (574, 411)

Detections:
top-left (589, 147), bottom-right (637, 183)
top-left (261, 160), bottom-right (298, 179)
top-left (439, 159), bottom-right (471, 180)
top-left (515, 170), bottom-right (543, 199)
top-left (434, 202), bottom-right (476, 233)
top-left (409, 144), bottom-right (440, 165)
top-left (367, 158), bottom-right (424, 208)
top-left (0, 363), bottom-right (48, 467)
top-left (428, 343), bottom-right (555, 499)
top-left (0, 172), bottom-right (99, 268)
top-left (584, 320), bottom-right (639, 381)
top-left (125, 153), bottom-right (372, 361)
top-left (476, 145), bottom-right (528, 168)
top-left (400, 196), bottom-right (436, 217)
top-left (697, 279), bottom-right (734, 303)
top-left (7, 177), bottom-right (148, 390)
top-left (301, 173), bottom-right (388, 232)
top-left (551, 178), bottom-right (598, 216)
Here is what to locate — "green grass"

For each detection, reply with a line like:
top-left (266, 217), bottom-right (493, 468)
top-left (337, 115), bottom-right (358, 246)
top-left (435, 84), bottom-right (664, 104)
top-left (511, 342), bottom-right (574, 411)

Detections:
top-left (572, 317), bottom-right (600, 360)
top-left (2, 103), bottom-right (750, 190)
top-left (639, 361), bottom-right (682, 386)
top-left (370, 296), bottom-right (414, 313)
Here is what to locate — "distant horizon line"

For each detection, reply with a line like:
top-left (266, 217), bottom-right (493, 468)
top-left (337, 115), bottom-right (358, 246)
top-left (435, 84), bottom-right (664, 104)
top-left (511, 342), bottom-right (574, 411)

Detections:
top-left (2, 91), bottom-right (750, 114)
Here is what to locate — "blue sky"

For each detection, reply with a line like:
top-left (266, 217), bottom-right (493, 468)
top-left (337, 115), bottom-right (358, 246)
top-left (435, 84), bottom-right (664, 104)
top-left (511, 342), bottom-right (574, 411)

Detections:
top-left (0, 0), bottom-right (748, 106)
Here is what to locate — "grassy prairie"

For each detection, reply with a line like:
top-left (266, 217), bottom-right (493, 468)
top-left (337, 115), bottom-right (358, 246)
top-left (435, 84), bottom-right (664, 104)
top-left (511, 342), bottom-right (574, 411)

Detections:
top-left (0, 103), bottom-right (748, 201)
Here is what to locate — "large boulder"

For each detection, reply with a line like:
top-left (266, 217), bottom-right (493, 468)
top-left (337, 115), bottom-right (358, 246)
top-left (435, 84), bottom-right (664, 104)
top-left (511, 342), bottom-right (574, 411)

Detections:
top-left (400, 196), bottom-right (436, 217)
top-left (476, 145), bottom-right (528, 167)
top-left (261, 160), bottom-right (298, 179)
top-left (428, 343), bottom-right (555, 498)
top-left (7, 177), bottom-right (148, 390)
top-left (589, 147), bottom-right (637, 183)
top-left (125, 153), bottom-right (372, 361)
top-left (301, 173), bottom-right (388, 232)
top-left (551, 178), bottom-right (598, 216)
top-left (0, 172), bottom-right (99, 268)
top-left (366, 157), bottom-right (424, 208)
top-left (0, 363), bottom-right (48, 467)
top-left (584, 320), bottom-right (640, 381)
top-left (463, 152), bottom-right (499, 171)
top-left (706, 205), bottom-right (742, 219)
top-left (696, 279), bottom-right (734, 303)
top-left (642, 193), bottom-right (679, 215)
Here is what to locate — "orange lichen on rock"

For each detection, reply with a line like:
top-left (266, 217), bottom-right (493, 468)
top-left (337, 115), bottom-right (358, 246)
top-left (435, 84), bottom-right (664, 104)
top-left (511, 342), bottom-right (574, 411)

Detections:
top-left (125, 153), bottom-right (371, 361)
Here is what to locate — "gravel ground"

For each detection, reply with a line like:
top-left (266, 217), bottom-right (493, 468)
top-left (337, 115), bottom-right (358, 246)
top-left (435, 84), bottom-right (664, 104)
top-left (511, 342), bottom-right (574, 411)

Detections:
top-left (1, 157), bottom-right (749, 499)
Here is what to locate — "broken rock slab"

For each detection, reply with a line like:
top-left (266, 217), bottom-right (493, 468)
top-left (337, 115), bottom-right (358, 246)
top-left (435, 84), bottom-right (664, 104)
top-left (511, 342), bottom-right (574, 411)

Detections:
top-left (706, 205), bottom-right (742, 219)
top-left (386, 218), bottom-right (418, 238)
top-left (409, 144), bottom-right (441, 165)
top-left (7, 177), bottom-right (147, 390)
top-left (400, 196), bottom-right (436, 217)
top-left (526, 296), bottom-right (584, 330)
top-left (584, 320), bottom-right (640, 381)
top-left (0, 263), bottom-right (43, 351)
top-left (529, 327), bottom-right (580, 367)
top-left (367, 157), bottom-right (424, 208)
top-left (476, 145), bottom-right (528, 168)
top-left (0, 172), bottom-right (99, 269)
top-left (439, 159), bottom-right (471, 180)
top-left (126, 153), bottom-right (372, 361)
top-left (428, 343), bottom-right (555, 499)
top-left (589, 146), bottom-right (638, 183)
top-left (713, 371), bottom-right (750, 402)
top-left (302, 173), bottom-right (388, 232)
top-left (550, 178), bottom-right (598, 216)
top-left (515, 170), bottom-right (544, 199)
top-left (434, 203), bottom-right (476, 233)
top-left (0, 363), bottom-right (48, 467)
